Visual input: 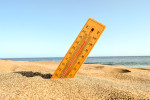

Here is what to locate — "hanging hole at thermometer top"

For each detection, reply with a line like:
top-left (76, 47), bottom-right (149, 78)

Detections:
top-left (91, 28), bottom-right (94, 31)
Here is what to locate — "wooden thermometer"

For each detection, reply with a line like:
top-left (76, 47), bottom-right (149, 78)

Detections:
top-left (51, 18), bottom-right (106, 79)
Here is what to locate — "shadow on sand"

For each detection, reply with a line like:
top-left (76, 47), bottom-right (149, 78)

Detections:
top-left (14, 71), bottom-right (52, 79)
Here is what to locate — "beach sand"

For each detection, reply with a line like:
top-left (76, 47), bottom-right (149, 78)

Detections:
top-left (0, 60), bottom-right (150, 99)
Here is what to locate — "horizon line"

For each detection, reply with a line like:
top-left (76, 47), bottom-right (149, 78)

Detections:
top-left (0, 55), bottom-right (150, 59)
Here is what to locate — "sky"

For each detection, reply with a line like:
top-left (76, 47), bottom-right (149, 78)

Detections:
top-left (0, 0), bottom-right (150, 58)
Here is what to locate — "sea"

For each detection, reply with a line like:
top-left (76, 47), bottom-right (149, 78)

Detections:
top-left (0, 56), bottom-right (150, 67)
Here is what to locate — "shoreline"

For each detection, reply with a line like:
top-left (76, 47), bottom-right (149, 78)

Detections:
top-left (1, 56), bottom-right (150, 67)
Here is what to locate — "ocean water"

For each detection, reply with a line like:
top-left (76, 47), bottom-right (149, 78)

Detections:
top-left (0, 56), bottom-right (150, 67)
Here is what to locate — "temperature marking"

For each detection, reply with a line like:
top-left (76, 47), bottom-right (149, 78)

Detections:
top-left (51, 18), bottom-right (106, 79)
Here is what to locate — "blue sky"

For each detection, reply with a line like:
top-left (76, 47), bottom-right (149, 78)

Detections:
top-left (0, 0), bottom-right (150, 58)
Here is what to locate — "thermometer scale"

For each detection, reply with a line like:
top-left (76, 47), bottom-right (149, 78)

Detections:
top-left (51, 18), bottom-right (106, 79)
